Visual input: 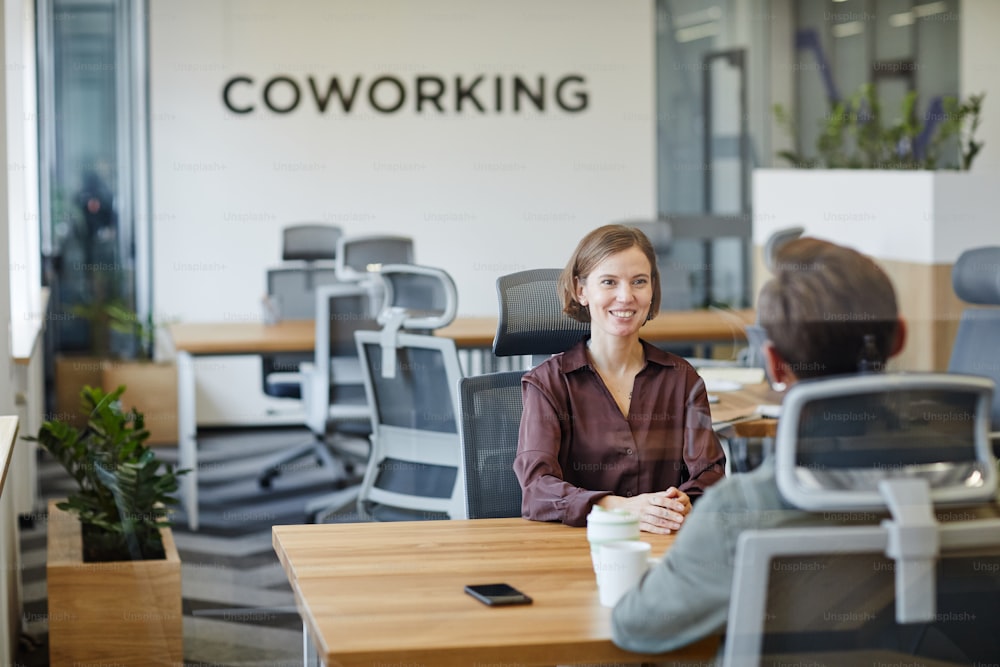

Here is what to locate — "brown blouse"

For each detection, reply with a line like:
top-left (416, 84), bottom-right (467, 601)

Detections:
top-left (514, 339), bottom-right (726, 527)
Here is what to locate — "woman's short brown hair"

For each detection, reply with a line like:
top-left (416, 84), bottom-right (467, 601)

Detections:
top-left (559, 224), bottom-right (661, 323)
top-left (757, 237), bottom-right (899, 379)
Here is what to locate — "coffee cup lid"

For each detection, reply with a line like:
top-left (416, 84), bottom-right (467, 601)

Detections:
top-left (587, 506), bottom-right (638, 524)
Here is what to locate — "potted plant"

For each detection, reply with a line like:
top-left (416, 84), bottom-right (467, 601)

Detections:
top-left (55, 300), bottom-right (179, 444)
top-left (26, 385), bottom-right (186, 666)
top-left (101, 303), bottom-right (180, 445)
top-left (754, 85), bottom-right (997, 371)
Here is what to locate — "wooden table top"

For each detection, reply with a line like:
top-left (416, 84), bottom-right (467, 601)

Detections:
top-left (272, 518), bottom-right (719, 666)
top-left (167, 307), bottom-right (756, 355)
top-left (710, 381), bottom-right (783, 426)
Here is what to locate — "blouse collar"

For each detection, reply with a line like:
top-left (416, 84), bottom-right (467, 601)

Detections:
top-left (559, 337), bottom-right (679, 374)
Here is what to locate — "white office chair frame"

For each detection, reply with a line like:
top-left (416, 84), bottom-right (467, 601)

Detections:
top-left (725, 515), bottom-right (1000, 666)
top-left (373, 263), bottom-right (458, 379)
top-left (354, 330), bottom-right (467, 520)
top-left (724, 372), bottom-right (1000, 666)
top-left (299, 283), bottom-right (379, 438)
top-left (775, 373), bottom-right (998, 511)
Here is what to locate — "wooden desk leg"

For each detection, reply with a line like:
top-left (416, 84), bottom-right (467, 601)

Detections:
top-left (177, 350), bottom-right (199, 531)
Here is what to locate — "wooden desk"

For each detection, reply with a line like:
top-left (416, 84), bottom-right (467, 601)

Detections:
top-left (437, 307), bottom-right (756, 349)
top-left (168, 307), bottom-right (756, 354)
top-left (272, 518), bottom-right (720, 666)
top-left (166, 309), bottom-right (757, 530)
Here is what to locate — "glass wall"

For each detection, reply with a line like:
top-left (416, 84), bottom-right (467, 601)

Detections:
top-left (654, 0), bottom-right (773, 309)
top-left (791, 0), bottom-right (960, 166)
top-left (37, 0), bottom-right (149, 360)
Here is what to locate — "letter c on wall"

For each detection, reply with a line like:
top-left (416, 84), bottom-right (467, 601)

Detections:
top-left (222, 76), bottom-right (254, 114)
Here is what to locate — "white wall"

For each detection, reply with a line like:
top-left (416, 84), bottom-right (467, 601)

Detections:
top-left (149, 0), bottom-right (657, 321)
top-left (960, 0), bottom-right (1000, 174)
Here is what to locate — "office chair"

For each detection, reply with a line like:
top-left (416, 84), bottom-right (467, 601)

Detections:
top-left (457, 269), bottom-right (589, 520)
top-left (723, 372), bottom-right (1000, 666)
top-left (493, 268), bottom-right (589, 365)
top-left (334, 234), bottom-right (414, 286)
top-left (307, 264), bottom-right (462, 522)
top-left (948, 246), bottom-right (1000, 439)
top-left (260, 224), bottom-right (343, 400)
top-left (763, 225), bottom-right (804, 272)
top-left (258, 283), bottom-right (380, 489)
top-left (459, 371), bottom-right (525, 519)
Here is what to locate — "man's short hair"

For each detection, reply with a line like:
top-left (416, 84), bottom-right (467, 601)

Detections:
top-left (757, 237), bottom-right (899, 379)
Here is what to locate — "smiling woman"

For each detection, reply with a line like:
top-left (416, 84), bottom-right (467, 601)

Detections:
top-left (514, 224), bottom-right (727, 535)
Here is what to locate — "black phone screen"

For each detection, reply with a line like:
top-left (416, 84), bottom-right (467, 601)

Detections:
top-left (464, 583), bottom-right (533, 606)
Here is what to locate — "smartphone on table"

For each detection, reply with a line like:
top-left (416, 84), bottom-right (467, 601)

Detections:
top-left (464, 583), bottom-right (533, 606)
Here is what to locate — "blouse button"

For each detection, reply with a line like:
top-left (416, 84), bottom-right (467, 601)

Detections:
top-left (625, 491), bottom-right (634, 497)
top-left (626, 448), bottom-right (633, 455)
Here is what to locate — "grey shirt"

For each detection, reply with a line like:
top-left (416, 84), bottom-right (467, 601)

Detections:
top-left (610, 458), bottom-right (808, 653)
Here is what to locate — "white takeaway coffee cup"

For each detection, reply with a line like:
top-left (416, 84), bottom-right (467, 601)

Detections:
top-left (586, 506), bottom-right (639, 571)
top-left (596, 540), bottom-right (653, 607)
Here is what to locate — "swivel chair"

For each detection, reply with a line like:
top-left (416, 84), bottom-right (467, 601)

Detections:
top-left (947, 246), bottom-right (1000, 440)
top-left (261, 223), bottom-right (342, 400)
top-left (723, 372), bottom-right (1000, 666)
top-left (258, 283), bottom-right (379, 489)
top-left (334, 234), bottom-right (414, 287)
top-left (307, 265), bottom-right (461, 522)
top-left (459, 269), bottom-right (589, 519)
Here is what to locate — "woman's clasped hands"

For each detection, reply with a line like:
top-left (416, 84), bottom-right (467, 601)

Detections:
top-left (598, 487), bottom-right (691, 534)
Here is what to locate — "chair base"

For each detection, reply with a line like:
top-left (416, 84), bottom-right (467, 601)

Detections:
top-left (257, 433), bottom-right (369, 489)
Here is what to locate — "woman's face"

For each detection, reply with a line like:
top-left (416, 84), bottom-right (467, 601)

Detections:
top-left (575, 245), bottom-right (653, 341)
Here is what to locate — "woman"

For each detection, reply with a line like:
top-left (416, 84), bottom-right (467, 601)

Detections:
top-left (514, 224), bottom-right (726, 533)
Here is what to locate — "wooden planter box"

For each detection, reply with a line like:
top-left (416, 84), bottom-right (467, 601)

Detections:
top-left (102, 361), bottom-right (179, 446)
top-left (54, 356), bottom-right (179, 445)
top-left (46, 500), bottom-right (184, 667)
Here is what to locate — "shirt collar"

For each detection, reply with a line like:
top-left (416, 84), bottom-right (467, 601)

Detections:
top-left (559, 337), bottom-right (679, 374)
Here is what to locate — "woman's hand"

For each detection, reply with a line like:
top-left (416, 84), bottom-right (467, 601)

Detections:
top-left (597, 487), bottom-right (692, 534)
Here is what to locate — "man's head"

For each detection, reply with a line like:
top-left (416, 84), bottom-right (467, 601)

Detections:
top-left (757, 237), bottom-right (905, 385)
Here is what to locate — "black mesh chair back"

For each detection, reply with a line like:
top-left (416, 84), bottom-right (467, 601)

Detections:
top-left (948, 246), bottom-right (1000, 430)
top-left (266, 266), bottom-right (341, 320)
top-left (378, 264), bottom-right (458, 329)
top-left (282, 224), bottom-right (342, 262)
top-left (493, 269), bottom-right (589, 358)
top-left (459, 370), bottom-right (526, 519)
top-left (336, 235), bottom-right (414, 282)
top-left (262, 224), bottom-right (343, 399)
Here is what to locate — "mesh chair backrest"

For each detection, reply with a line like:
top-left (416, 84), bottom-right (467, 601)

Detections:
top-left (282, 224), bottom-right (342, 261)
top-left (949, 247), bottom-right (1000, 428)
top-left (493, 269), bottom-right (589, 357)
top-left (378, 264), bottom-right (458, 329)
top-left (774, 373), bottom-right (997, 512)
top-left (952, 246), bottom-right (1000, 305)
top-left (336, 235), bottom-right (414, 280)
top-left (459, 371), bottom-right (526, 519)
top-left (267, 267), bottom-right (341, 319)
top-left (323, 288), bottom-right (380, 358)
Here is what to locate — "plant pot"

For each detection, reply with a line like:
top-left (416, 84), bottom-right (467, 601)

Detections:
top-left (102, 360), bottom-right (179, 445)
top-left (46, 500), bottom-right (183, 667)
